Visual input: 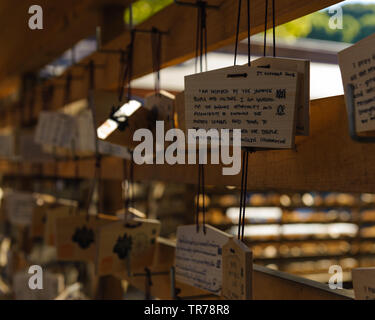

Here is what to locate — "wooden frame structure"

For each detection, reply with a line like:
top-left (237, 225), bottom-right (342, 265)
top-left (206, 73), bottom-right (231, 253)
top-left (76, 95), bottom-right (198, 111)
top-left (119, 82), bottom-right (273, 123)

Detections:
top-left (0, 0), bottom-right (361, 299)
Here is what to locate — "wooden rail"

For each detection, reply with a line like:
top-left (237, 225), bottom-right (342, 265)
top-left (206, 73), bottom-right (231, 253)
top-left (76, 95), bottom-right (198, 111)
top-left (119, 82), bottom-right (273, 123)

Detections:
top-left (119, 237), bottom-right (354, 300)
top-left (2, 94), bottom-right (375, 194)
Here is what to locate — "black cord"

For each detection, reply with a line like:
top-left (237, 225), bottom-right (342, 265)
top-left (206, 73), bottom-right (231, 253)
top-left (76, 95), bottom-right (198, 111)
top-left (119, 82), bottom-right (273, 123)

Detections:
top-left (263, 0), bottom-right (268, 57)
top-left (263, 0), bottom-right (276, 57)
top-left (272, 0), bottom-right (276, 57)
top-left (241, 151), bottom-right (249, 241)
top-left (234, 0), bottom-right (251, 66)
top-left (194, 1), bottom-right (208, 234)
top-left (238, 152), bottom-right (246, 239)
top-left (151, 28), bottom-right (162, 93)
top-left (234, 0), bottom-right (242, 66)
top-left (238, 151), bottom-right (249, 241)
top-left (247, 0), bottom-right (251, 66)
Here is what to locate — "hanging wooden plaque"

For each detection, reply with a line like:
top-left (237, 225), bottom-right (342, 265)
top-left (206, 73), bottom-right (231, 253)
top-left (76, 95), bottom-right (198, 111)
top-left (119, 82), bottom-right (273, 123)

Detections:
top-left (96, 218), bottom-right (161, 276)
top-left (44, 206), bottom-right (83, 246)
top-left (55, 214), bottom-right (118, 262)
top-left (252, 57), bottom-right (310, 135)
top-left (222, 238), bottom-right (252, 300)
top-left (184, 65), bottom-right (298, 149)
top-left (175, 224), bottom-right (232, 295)
top-left (144, 91), bottom-right (175, 130)
top-left (339, 33), bottom-right (375, 132)
top-left (352, 267), bottom-right (375, 300)
top-left (5, 192), bottom-right (35, 227)
top-left (34, 111), bottom-right (76, 149)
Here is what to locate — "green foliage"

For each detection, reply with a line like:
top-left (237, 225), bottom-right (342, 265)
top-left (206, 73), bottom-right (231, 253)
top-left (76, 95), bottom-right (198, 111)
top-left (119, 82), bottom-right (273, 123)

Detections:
top-left (124, 0), bottom-right (173, 25)
top-left (125, 1), bottom-right (375, 44)
top-left (276, 3), bottom-right (375, 44)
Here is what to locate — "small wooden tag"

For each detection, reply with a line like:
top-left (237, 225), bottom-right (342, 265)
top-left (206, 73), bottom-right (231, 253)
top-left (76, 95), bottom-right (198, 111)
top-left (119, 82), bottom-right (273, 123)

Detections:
top-left (55, 214), bottom-right (118, 262)
top-left (251, 57), bottom-right (310, 136)
top-left (222, 238), bottom-right (252, 300)
top-left (144, 91), bottom-right (175, 129)
top-left (34, 111), bottom-right (76, 149)
top-left (44, 206), bottom-right (83, 246)
top-left (175, 224), bottom-right (232, 295)
top-left (96, 218), bottom-right (161, 276)
top-left (352, 267), bottom-right (375, 300)
top-left (339, 33), bottom-right (375, 132)
top-left (184, 65), bottom-right (298, 149)
top-left (5, 192), bottom-right (35, 227)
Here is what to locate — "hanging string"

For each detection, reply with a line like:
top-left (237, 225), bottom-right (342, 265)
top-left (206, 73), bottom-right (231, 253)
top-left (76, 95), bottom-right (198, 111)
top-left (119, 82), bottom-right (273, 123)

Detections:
top-left (27, 77), bottom-right (37, 125)
top-left (64, 72), bottom-right (72, 106)
top-left (59, 72), bottom-right (80, 215)
top-left (272, 0), bottom-right (276, 57)
top-left (234, 0), bottom-right (251, 66)
top-left (151, 27), bottom-right (162, 94)
top-left (195, 1), bottom-right (208, 73)
top-left (263, 0), bottom-right (276, 57)
top-left (263, 0), bottom-right (268, 56)
top-left (41, 84), bottom-right (54, 111)
top-left (111, 30), bottom-right (135, 130)
top-left (85, 60), bottom-right (102, 220)
top-left (122, 158), bottom-right (129, 222)
top-left (238, 150), bottom-right (249, 241)
top-left (194, 0), bottom-right (208, 234)
top-left (117, 50), bottom-right (127, 104)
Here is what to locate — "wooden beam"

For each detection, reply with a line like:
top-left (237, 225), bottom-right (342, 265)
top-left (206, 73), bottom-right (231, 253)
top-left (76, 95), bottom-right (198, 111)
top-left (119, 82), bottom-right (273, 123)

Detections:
top-left (0, 0), bottom-right (133, 83)
top-left (115, 237), bottom-right (353, 300)
top-left (3, 95), bottom-right (375, 193)
top-left (1, 0), bottom-right (342, 124)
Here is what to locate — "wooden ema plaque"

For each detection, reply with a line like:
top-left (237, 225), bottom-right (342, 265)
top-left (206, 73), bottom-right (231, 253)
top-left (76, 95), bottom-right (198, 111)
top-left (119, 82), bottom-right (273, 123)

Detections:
top-left (44, 206), bottom-right (84, 246)
top-left (352, 267), bottom-right (375, 300)
top-left (175, 224), bottom-right (232, 295)
top-left (251, 57), bottom-right (310, 136)
top-left (339, 33), bottom-right (375, 132)
top-left (5, 192), bottom-right (35, 227)
top-left (222, 238), bottom-right (252, 300)
top-left (55, 214), bottom-right (118, 262)
top-left (96, 218), bottom-right (161, 276)
top-left (34, 111), bottom-right (76, 149)
top-left (144, 91), bottom-right (175, 130)
top-left (184, 65), bottom-right (298, 149)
